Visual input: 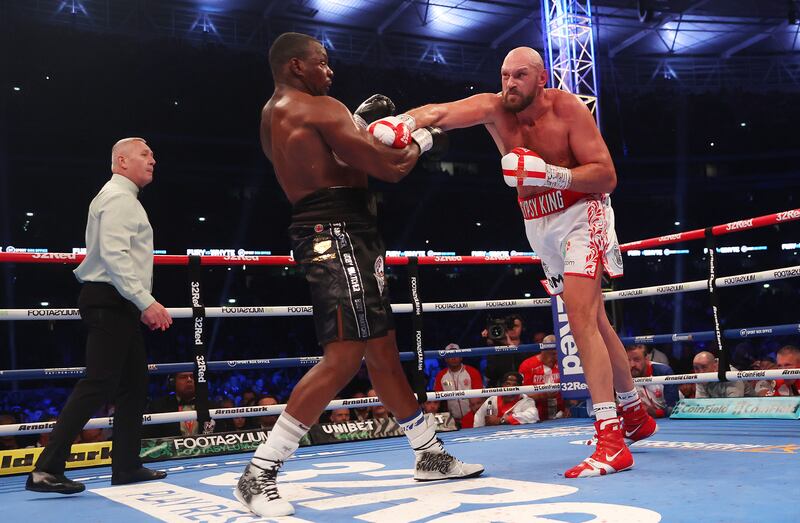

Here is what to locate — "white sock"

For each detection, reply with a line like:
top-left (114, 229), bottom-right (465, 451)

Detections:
top-left (594, 401), bottom-right (618, 421)
top-left (253, 411), bottom-right (310, 463)
top-left (616, 388), bottom-right (639, 407)
top-left (399, 410), bottom-right (439, 453)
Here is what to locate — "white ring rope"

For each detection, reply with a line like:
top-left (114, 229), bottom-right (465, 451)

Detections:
top-left (2, 368), bottom-right (797, 436)
top-left (1, 265), bottom-right (798, 321)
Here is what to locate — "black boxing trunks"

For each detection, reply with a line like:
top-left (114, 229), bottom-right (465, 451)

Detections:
top-left (289, 187), bottom-right (394, 346)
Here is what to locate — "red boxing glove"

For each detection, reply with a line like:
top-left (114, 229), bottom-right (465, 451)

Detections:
top-left (368, 116), bottom-right (412, 149)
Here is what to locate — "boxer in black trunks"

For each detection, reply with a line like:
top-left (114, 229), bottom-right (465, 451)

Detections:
top-left (234, 32), bottom-right (483, 518)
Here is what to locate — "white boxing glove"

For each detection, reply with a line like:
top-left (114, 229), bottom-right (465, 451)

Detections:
top-left (368, 116), bottom-right (412, 148)
top-left (501, 147), bottom-right (572, 190)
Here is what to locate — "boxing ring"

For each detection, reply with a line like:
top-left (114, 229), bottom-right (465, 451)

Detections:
top-left (0, 208), bottom-right (799, 522)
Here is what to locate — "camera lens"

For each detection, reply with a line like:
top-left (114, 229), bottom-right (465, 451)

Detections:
top-left (489, 323), bottom-right (506, 340)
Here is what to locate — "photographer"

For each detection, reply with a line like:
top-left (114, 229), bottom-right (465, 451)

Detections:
top-left (483, 314), bottom-right (528, 387)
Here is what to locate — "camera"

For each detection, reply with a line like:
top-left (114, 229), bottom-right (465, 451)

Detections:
top-left (486, 316), bottom-right (514, 343)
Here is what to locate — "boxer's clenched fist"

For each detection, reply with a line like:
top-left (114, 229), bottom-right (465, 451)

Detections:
top-left (368, 116), bottom-right (412, 148)
top-left (353, 94), bottom-right (395, 129)
top-left (501, 147), bottom-right (572, 190)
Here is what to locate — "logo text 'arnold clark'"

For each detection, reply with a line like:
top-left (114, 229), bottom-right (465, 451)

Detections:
top-left (341, 397), bottom-right (381, 407)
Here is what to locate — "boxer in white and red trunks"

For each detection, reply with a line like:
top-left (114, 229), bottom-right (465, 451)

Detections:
top-left (374, 47), bottom-right (658, 478)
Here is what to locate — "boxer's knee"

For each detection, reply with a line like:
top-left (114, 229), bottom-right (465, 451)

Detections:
top-left (320, 341), bottom-right (366, 381)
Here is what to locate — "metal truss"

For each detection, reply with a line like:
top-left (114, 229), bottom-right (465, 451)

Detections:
top-left (541, 0), bottom-right (600, 126)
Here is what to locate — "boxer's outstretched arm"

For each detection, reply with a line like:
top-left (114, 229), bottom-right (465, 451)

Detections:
top-left (315, 97), bottom-right (419, 182)
top-left (407, 93), bottom-right (498, 131)
top-left (563, 96), bottom-right (617, 194)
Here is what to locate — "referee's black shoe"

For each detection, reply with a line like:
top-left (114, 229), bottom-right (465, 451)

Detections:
top-left (111, 466), bottom-right (167, 485)
top-left (26, 470), bottom-right (85, 494)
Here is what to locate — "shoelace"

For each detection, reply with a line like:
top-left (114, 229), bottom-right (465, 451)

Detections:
top-left (252, 459), bottom-right (283, 501)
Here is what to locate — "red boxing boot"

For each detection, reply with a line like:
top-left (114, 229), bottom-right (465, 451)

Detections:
top-left (620, 399), bottom-right (658, 442)
top-left (565, 418), bottom-right (633, 478)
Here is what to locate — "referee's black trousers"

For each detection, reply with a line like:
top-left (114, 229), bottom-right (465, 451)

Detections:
top-left (36, 282), bottom-right (148, 475)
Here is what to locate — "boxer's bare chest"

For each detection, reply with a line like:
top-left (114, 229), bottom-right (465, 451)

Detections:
top-left (489, 111), bottom-right (574, 166)
top-left (487, 106), bottom-right (577, 197)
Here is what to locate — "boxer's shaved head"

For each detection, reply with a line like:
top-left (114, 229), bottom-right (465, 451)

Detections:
top-left (501, 47), bottom-right (547, 113)
top-left (269, 32), bottom-right (319, 77)
top-left (504, 47), bottom-right (545, 70)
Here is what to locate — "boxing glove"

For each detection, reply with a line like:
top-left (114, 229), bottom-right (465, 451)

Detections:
top-left (368, 116), bottom-right (412, 148)
top-left (501, 147), bottom-right (572, 190)
top-left (353, 94), bottom-right (395, 129)
top-left (411, 126), bottom-right (449, 161)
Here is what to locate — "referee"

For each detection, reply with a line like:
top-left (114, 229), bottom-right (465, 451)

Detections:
top-left (26, 137), bottom-right (172, 494)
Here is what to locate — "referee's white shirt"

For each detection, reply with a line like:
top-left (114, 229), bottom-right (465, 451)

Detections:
top-left (74, 174), bottom-right (155, 311)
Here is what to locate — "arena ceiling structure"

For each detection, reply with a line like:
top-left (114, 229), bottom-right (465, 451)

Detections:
top-left (5, 0), bottom-right (800, 91)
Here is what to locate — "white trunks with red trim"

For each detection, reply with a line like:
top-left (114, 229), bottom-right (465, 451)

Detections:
top-left (518, 190), bottom-right (623, 295)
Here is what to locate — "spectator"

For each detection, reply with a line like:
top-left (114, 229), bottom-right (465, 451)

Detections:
top-left (679, 384), bottom-right (696, 399)
top-left (627, 345), bottom-right (678, 418)
top-left (256, 395), bottom-right (280, 431)
top-left (328, 408), bottom-right (351, 423)
top-left (433, 345), bottom-right (484, 421)
top-left (215, 399), bottom-right (251, 433)
top-left (28, 416), bottom-right (59, 448)
top-left (459, 398), bottom-right (486, 429)
top-left (693, 351), bottom-right (748, 398)
top-left (78, 428), bottom-right (106, 444)
top-left (144, 372), bottom-right (199, 438)
top-left (732, 342), bottom-right (758, 371)
top-left (755, 345), bottom-right (800, 397)
top-left (627, 343), bottom-right (670, 366)
top-left (519, 334), bottom-right (568, 420)
top-left (751, 357), bottom-right (776, 371)
top-left (350, 391), bottom-right (371, 422)
top-left (367, 388), bottom-right (390, 420)
top-left (473, 372), bottom-right (539, 427)
top-left (230, 414), bottom-right (252, 432)
top-left (531, 331), bottom-right (547, 344)
top-left (241, 390), bottom-right (257, 407)
top-left (0, 413), bottom-right (20, 450)
top-left (423, 400), bottom-right (441, 414)
top-left (484, 314), bottom-right (528, 387)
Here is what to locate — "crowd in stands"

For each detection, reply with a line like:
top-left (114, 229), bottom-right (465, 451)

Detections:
top-left (2, 314), bottom-right (797, 450)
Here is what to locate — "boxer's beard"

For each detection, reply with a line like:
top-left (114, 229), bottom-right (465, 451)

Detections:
top-left (502, 90), bottom-right (534, 113)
